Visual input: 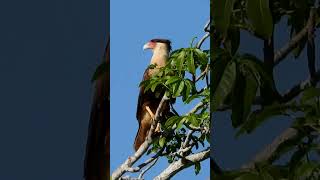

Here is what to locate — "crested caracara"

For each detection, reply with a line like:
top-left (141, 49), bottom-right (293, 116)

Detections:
top-left (84, 37), bottom-right (109, 180)
top-left (134, 39), bottom-right (173, 151)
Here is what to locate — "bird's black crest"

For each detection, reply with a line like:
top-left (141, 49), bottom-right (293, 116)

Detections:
top-left (150, 39), bottom-right (171, 51)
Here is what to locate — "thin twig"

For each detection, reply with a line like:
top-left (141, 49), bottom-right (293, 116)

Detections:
top-left (138, 157), bottom-right (159, 179)
top-left (281, 70), bottom-right (320, 102)
top-left (242, 128), bottom-right (298, 169)
top-left (170, 102), bottom-right (180, 116)
top-left (182, 130), bottom-right (195, 149)
top-left (196, 64), bottom-right (210, 82)
top-left (274, 8), bottom-right (317, 65)
top-left (196, 33), bottom-right (210, 49)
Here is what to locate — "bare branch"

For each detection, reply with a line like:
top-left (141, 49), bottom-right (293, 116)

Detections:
top-left (281, 70), bottom-right (320, 102)
top-left (196, 19), bottom-right (211, 49)
top-left (242, 128), bottom-right (298, 169)
top-left (307, 8), bottom-right (316, 79)
top-left (274, 8), bottom-right (317, 65)
top-left (138, 157), bottom-right (159, 179)
top-left (154, 148), bottom-right (210, 180)
top-left (196, 33), bottom-right (210, 49)
top-left (204, 19), bottom-right (211, 32)
top-left (182, 130), bottom-right (195, 149)
top-left (196, 64), bottom-right (210, 82)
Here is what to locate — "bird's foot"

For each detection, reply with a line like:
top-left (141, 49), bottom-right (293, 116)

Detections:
top-left (145, 106), bottom-right (155, 119)
top-left (155, 122), bottom-right (161, 133)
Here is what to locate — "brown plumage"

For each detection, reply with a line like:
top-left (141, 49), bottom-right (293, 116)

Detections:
top-left (84, 37), bottom-right (109, 180)
top-left (134, 39), bottom-right (172, 151)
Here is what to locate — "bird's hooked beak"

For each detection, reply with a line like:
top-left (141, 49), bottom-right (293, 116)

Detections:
top-left (143, 41), bottom-right (156, 50)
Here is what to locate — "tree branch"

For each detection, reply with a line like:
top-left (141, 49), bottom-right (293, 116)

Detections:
top-left (154, 148), bottom-right (210, 180)
top-left (242, 128), bottom-right (298, 169)
top-left (196, 19), bottom-right (211, 49)
top-left (307, 8), bottom-right (316, 79)
top-left (196, 33), bottom-right (210, 49)
top-left (138, 157), bottom-right (159, 179)
top-left (196, 64), bottom-right (210, 82)
top-left (281, 70), bottom-right (320, 102)
top-left (111, 96), bottom-right (169, 179)
top-left (274, 8), bottom-right (317, 65)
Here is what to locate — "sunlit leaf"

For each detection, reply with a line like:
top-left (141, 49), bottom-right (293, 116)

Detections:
top-left (194, 162), bottom-right (201, 175)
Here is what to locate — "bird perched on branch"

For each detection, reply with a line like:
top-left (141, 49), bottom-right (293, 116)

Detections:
top-left (134, 39), bottom-right (173, 151)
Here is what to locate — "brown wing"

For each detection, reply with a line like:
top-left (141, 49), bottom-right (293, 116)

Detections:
top-left (136, 68), bottom-right (151, 121)
top-left (134, 67), bottom-right (174, 151)
top-left (84, 37), bottom-right (109, 180)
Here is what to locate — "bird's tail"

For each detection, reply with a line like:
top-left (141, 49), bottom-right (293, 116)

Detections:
top-left (134, 125), bottom-right (146, 151)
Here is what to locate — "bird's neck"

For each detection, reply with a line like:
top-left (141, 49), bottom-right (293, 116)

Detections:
top-left (150, 47), bottom-right (169, 68)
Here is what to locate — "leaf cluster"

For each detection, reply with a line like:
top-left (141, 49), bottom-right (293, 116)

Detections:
top-left (141, 44), bottom-right (211, 175)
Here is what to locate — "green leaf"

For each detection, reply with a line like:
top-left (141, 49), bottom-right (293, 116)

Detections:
top-left (231, 70), bottom-right (258, 128)
top-left (185, 94), bottom-right (200, 104)
top-left (294, 162), bottom-right (319, 179)
top-left (236, 103), bottom-right (298, 136)
top-left (172, 82), bottom-right (179, 96)
top-left (234, 172), bottom-right (261, 180)
top-left (301, 87), bottom-right (320, 104)
top-left (184, 80), bottom-right (192, 102)
top-left (187, 50), bottom-right (196, 74)
top-left (211, 49), bottom-right (230, 94)
top-left (212, 0), bottom-right (235, 36)
top-left (151, 81), bottom-right (161, 92)
top-left (165, 116), bottom-right (181, 128)
top-left (194, 49), bottom-right (208, 65)
top-left (223, 27), bottom-right (240, 55)
top-left (212, 61), bottom-right (237, 111)
top-left (165, 76), bottom-right (180, 85)
top-left (239, 54), bottom-right (278, 104)
top-left (159, 137), bottom-right (166, 148)
top-left (177, 50), bottom-right (186, 73)
top-left (144, 80), bottom-right (155, 93)
top-left (260, 171), bottom-right (274, 180)
top-left (194, 162), bottom-right (201, 175)
top-left (187, 114), bottom-right (200, 128)
top-left (148, 64), bottom-right (157, 69)
top-left (174, 81), bottom-right (185, 97)
top-left (246, 0), bottom-right (273, 38)
top-left (176, 117), bottom-right (186, 130)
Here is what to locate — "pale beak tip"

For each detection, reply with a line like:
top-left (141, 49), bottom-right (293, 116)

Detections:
top-left (143, 44), bottom-right (149, 50)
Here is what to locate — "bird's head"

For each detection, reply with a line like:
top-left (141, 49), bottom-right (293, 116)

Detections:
top-left (143, 39), bottom-right (171, 52)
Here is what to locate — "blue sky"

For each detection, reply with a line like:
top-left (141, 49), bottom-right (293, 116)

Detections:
top-left (110, 0), bottom-right (210, 179)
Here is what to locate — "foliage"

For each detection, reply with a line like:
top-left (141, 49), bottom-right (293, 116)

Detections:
top-left (111, 36), bottom-right (211, 179)
top-left (140, 41), bottom-right (211, 171)
top-left (211, 0), bottom-right (320, 179)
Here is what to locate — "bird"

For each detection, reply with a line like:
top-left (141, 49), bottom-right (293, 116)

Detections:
top-left (84, 37), bottom-right (109, 180)
top-left (134, 39), bottom-right (173, 151)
